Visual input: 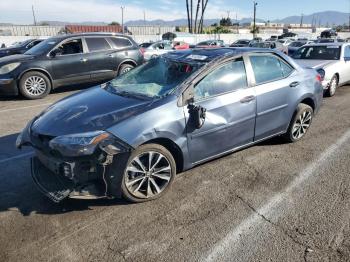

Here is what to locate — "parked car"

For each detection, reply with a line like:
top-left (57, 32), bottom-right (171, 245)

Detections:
top-left (173, 41), bottom-right (190, 50)
top-left (278, 38), bottom-right (293, 46)
top-left (320, 29), bottom-right (337, 39)
top-left (317, 38), bottom-right (345, 43)
top-left (139, 42), bottom-right (153, 48)
top-left (0, 39), bottom-right (43, 58)
top-left (292, 43), bottom-right (350, 96)
top-left (230, 39), bottom-right (251, 47)
top-left (17, 48), bottom-right (323, 203)
top-left (142, 41), bottom-right (173, 61)
top-left (278, 32), bottom-right (297, 40)
top-left (249, 41), bottom-right (288, 54)
top-left (288, 41), bottom-right (308, 56)
top-left (195, 40), bottom-right (225, 48)
top-left (0, 33), bottom-right (143, 99)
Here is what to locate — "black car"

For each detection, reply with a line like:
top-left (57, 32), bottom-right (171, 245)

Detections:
top-left (0, 33), bottom-right (143, 99)
top-left (0, 39), bottom-right (43, 58)
top-left (230, 39), bottom-right (251, 47)
top-left (278, 32), bottom-right (297, 39)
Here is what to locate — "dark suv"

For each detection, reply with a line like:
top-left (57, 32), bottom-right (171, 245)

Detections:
top-left (0, 39), bottom-right (43, 58)
top-left (0, 33), bottom-right (143, 99)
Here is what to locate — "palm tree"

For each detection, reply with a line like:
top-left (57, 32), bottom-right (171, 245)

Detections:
top-left (199, 0), bottom-right (209, 33)
top-left (194, 0), bottom-right (201, 33)
top-left (186, 0), bottom-right (191, 33)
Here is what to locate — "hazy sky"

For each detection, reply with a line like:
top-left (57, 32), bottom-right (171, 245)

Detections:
top-left (0, 0), bottom-right (349, 24)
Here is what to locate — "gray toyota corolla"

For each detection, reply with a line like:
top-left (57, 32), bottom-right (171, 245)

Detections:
top-left (17, 48), bottom-right (323, 203)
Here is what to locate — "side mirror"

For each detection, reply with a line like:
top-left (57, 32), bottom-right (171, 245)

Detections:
top-left (188, 102), bottom-right (206, 129)
top-left (344, 57), bottom-right (350, 62)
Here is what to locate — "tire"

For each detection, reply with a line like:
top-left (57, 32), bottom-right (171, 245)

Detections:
top-left (283, 103), bottom-right (314, 143)
top-left (118, 64), bottom-right (135, 76)
top-left (325, 74), bottom-right (338, 97)
top-left (121, 144), bottom-right (176, 203)
top-left (19, 71), bottom-right (51, 99)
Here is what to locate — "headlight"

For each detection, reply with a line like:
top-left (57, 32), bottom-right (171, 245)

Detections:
top-left (49, 131), bottom-right (119, 157)
top-left (0, 62), bottom-right (21, 74)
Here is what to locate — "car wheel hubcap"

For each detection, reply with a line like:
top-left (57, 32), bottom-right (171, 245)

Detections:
top-left (24, 76), bottom-right (46, 96)
top-left (125, 151), bottom-right (172, 199)
top-left (121, 67), bottom-right (132, 75)
top-left (292, 110), bottom-right (312, 140)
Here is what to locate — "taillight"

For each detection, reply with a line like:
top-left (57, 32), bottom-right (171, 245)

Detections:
top-left (316, 68), bottom-right (325, 81)
top-left (139, 48), bottom-right (145, 56)
top-left (316, 74), bottom-right (322, 82)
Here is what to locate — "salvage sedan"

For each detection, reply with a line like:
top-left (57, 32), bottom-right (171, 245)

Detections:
top-left (292, 43), bottom-right (350, 96)
top-left (17, 48), bottom-right (323, 203)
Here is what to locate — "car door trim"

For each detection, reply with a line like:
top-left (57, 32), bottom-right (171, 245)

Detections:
top-left (257, 103), bottom-right (289, 117)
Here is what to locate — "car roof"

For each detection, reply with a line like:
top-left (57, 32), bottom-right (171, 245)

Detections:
top-left (48, 32), bottom-right (131, 41)
top-left (163, 47), bottom-right (278, 63)
top-left (303, 42), bottom-right (345, 47)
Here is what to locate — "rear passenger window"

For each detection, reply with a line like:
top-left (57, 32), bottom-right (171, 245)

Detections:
top-left (195, 58), bottom-right (248, 100)
top-left (85, 37), bottom-right (111, 52)
top-left (249, 55), bottom-right (293, 84)
top-left (109, 37), bottom-right (132, 48)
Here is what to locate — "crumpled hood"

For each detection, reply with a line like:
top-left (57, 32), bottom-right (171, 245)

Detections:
top-left (31, 86), bottom-right (154, 137)
top-left (294, 59), bottom-right (336, 69)
top-left (0, 54), bottom-right (35, 65)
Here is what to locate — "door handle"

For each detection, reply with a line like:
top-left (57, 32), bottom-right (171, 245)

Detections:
top-left (80, 58), bottom-right (88, 62)
top-left (240, 95), bottom-right (255, 103)
top-left (107, 54), bottom-right (114, 58)
top-left (289, 81), bottom-right (300, 88)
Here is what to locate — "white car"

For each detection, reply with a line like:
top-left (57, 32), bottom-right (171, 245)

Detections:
top-left (143, 41), bottom-right (173, 61)
top-left (292, 43), bottom-right (350, 96)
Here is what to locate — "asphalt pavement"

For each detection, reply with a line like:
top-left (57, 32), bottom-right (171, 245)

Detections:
top-left (0, 85), bottom-right (349, 262)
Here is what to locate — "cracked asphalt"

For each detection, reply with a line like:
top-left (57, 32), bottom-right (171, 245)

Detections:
top-left (0, 85), bottom-right (349, 262)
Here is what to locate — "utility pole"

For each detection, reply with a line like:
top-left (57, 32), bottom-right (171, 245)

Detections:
top-left (143, 10), bottom-right (146, 25)
top-left (32, 5), bottom-right (37, 26)
top-left (253, 1), bottom-right (258, 38)
top-left (300, 13), bottom-right (304, 27)
top-left (121, 6), bottom-right (125, 34)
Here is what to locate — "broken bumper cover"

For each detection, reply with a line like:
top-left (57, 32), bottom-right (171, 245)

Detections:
top-left (31, 157), bottom-right (75, 202)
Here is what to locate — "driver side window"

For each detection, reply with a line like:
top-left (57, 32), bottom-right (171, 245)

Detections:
top-left (57, 39), bottom-right (83, 56)
top-left (194, 58), bottom-right (248, 100)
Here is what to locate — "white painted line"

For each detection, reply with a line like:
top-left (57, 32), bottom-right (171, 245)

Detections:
top-left (0, 103), bottom-right (51, 113)
top-left (0, 152), bottom-right (34, 164)
top-left (204, 128), bottom-right (350, 262)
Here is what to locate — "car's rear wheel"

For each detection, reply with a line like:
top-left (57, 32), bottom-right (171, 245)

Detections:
top-left (326, 74), bottom-right (338, 97)
top-left (118, 64), bottom-right (134, 76)
top-left (121, 144), bottom-right (176, 203)
top-left (284, 104), bottom-right (313, 143)
top-left (19, 71), bottom-right (51, 99)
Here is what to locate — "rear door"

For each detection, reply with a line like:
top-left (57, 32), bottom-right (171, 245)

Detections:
top-left (247, 53), bottom-right (296, 140)
top-left (185, 57), bottom-right (256, 163)
top-left (83, 36), bottom-right (116, 81)
top-left (49, 37), bottom-right (91, 87)
top-left (339, 45), bottom-right (350, 84)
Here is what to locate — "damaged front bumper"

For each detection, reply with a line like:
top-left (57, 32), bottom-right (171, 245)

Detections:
top-left (18, 120), bottom-right (132, 202)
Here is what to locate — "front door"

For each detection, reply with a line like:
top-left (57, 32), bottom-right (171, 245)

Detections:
top-left (185, 58), bottom-right (256, 164)
top-left (49, 38), bottom-right (91, 87)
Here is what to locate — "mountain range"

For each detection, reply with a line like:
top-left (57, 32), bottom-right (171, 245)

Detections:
top-left (1, 11), bottom-right (348, 27)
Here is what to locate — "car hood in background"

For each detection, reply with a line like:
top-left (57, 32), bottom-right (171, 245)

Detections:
top-left (0, 54), bottom-right (35, 65)
top-left (31, 87), bottom-right (154, 137)
top-left (294, 59), bottom-right (337, 69)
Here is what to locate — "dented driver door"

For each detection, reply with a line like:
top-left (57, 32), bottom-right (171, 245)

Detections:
top-left (185, 58), bottom-right (256, 164)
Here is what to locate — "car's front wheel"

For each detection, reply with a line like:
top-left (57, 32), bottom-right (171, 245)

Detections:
top-left (19, 71), bottom-right (51, 99)
top-left (284, 103), bottom-right (313, 143)
top-left (121, 144), bottom-right (176, 202)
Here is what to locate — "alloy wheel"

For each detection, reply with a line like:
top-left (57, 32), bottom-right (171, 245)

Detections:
top-left (292, 110), bottom-right (312, 140)
top-left (329, 77), bottom-right (338, 96)
top-left (124, 151), bottom-right (172, 199)
top-left (24, 76), bottom-right (47, 96)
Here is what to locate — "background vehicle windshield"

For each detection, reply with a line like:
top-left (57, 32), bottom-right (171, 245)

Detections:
top-left (108, 57), bottom-right (203, 98)
top-left (25, 38), bottom-right (60, 55)
top-left (293, 45), bottom-right (341, 60)
top-left (11, 39), bottom-right (32, 47)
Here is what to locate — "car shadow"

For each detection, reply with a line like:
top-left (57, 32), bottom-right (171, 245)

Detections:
top-left (0, 132), bottom-right (130, 217)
